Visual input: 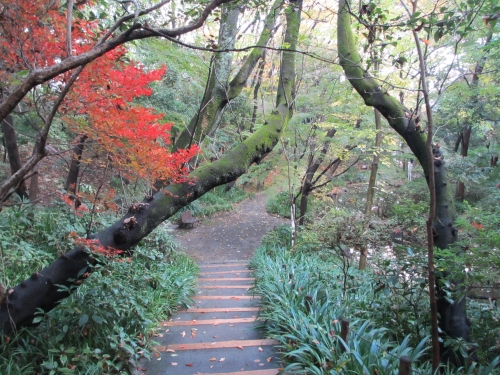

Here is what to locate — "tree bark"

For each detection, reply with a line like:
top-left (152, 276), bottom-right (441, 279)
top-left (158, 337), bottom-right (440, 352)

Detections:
top-left (298, 128), bottom-right (336, 225)
top-left (65, 134), bottom-right (88, 194)
top-left (1, 114), bottom-right (28, 200)
top-left (174, 0), bottom-right (281, 151)
top-left (365, 107), bottom-right (382, 216)
top-left (0, 0), bottom-right (302, 335)
top-left (456, 31), bottom-right (492, 202)
top-left (250, 53), bottom-right (266, 133)
top-left (456, 125), bottom-right (471, 201)
top-left (337, 0), bottom-right (469, 363)
top-left (28, 139), bottom-right (42, 203)
top-left (175, 3), bottom-right (240, 150)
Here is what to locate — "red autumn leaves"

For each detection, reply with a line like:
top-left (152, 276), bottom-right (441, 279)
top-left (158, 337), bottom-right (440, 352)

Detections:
top-left (0, 0), bottom-right (198, 188)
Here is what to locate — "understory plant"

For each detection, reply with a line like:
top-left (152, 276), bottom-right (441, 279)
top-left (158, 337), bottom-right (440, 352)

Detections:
top-left (172, 185), bottom-right (249, 220)
top-left (0, 206), bottom-right (197, 374)
top-left (251, 227), bottom-right (500, 374)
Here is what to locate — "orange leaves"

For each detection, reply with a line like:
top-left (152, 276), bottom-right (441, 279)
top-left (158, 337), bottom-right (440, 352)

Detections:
top-left (1, 0), bottom-right (197, 190)
top-left (471, 221), bottom-right (484, 230)
top-left (61, 53), bottom-right (198, 185)
top-left (0, 0), bottom-right (98, 80)
top-left (72, 236), bottom-right (123, 257)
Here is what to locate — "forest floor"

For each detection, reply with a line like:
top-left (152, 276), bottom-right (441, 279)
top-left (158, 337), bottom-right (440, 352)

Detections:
top-left (171, 192), bottom-right (288, 263)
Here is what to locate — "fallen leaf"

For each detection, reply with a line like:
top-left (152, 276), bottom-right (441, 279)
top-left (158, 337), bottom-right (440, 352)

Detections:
top-left (181, 331), bottom-right (186, 337)
top-left (213, 336), bottom-right (219, 339)
top-left (259, 363), bottom-right (265, 366)
top-left (236, 345), bottom-right (244, 350)
top-left (166, 349), bottom-right (175, 353)
top-left (154, 352), bottom-right (160, 357)
top-left (267, 357), bottom-right (273, 362)
top-left (254, 359), bottom-right (261, 363)
top-left (171, 362), bottom-right (178, 366)
top-left (209, 358), bottom-right (217, 362)
top-left (185, 363), bottom-right (193, 367)
top-left (219, 358), bottom-right (225, 362)
top-left (258, 347), bottom-right (263, 352)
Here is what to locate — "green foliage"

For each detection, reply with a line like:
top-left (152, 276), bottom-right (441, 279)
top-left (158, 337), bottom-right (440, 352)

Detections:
top-left (450, 201), bottom-right (500, 362)
top-left (384, 178), bottom-right (429, 231)
top-left (0, 207), bottom-right (197, 374)
top-left (266, 191), bottom-right (291, 218)
top-left (172, 185), bottom-right (249, 220)
top-left (0, 203), bottom-right (88, 287)
top-left (250, 242), bottom-right (431, 374)
top-left (131, 39), bottom-right (208, 137)
top-left (251, 231), bottom-right (500, 373)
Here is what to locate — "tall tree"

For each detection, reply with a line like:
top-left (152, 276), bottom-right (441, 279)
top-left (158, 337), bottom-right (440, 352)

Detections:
top-left (174, 0), bottom-right (282, 151)
top-left (0, 0), bottom-right (303, 335)
top-left (1, 113), bottom-right (28, 200)
top-left (0, 0), bottom-right (235, 204)
top-left (455, 31), bottom-right (493, 201)
top-left (337, 0), bottom-right (469, 365)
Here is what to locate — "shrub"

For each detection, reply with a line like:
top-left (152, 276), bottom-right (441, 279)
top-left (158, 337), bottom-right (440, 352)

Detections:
top-left (0, 208), bottom-right (197, 374)
top-left (266, 191), bottom-right (291, 218)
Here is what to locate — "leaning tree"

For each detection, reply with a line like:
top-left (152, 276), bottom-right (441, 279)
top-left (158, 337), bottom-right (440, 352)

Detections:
top-left (0, 0), bottom-right (303, 334)
top-left (338, 0), bottom-right (471, 366)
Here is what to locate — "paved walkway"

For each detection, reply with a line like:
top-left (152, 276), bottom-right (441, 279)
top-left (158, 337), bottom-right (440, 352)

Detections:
top-left (135, 262), bottom-right (281, 375)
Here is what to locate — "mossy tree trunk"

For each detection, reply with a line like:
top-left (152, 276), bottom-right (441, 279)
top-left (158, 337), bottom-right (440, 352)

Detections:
top-left (174, 0), bottom-right (282, 151)
top-left (338, 0), bottom-right (469, 364)
top-left (0, 0), bottom-right (302, 335)
top-left (455, 31), bottom-right (492, 202)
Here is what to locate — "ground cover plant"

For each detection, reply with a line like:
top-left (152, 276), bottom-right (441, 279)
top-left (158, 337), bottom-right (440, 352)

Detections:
top-left (250, 226), bottom-right (500, 374)
top-left (171, 185), bottom-right (250, 220)
top-left (0, 206), bottom-right (197, 374)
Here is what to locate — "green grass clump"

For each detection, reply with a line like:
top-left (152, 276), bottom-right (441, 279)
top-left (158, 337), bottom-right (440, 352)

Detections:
top-left (173, 185), bottom-right (250, 220)
top-left (266, 191), bottom-right (291, 218)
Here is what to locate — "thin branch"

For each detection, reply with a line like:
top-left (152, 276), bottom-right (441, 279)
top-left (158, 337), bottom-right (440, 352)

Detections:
top-left (66, 0), bottom-right (74, 57)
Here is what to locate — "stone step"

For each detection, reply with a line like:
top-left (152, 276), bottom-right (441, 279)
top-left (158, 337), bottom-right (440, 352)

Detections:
top-left (195, 370), bottom-right (280, 375)
top-left (135, 263), bottom-right (280, 375)
top-left (159, 322), bottom-right (266, 343)
top-left (155, 338), bottom-right (278, 351)
top-left (162, 318), bottom-right (256, 326)
top-left (144, 345), bottom-right (280, 375)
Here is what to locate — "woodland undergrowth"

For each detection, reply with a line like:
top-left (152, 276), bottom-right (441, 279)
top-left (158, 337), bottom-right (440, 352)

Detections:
top-left (250, 225), bottom-right (500, 374)
top-left (0, 203), bottom-right (198, 374)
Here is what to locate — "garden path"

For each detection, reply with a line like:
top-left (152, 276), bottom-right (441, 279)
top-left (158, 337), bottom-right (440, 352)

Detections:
top-left (134, 193), bottom-right (288, 375)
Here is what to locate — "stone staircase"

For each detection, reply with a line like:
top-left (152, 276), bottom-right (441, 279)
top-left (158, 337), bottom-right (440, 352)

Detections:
top-left (135, 262), bottom-right (281, 375)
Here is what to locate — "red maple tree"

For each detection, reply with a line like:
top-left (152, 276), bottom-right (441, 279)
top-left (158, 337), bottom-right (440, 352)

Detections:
top-left (1, 0), bottom-right (198, 190)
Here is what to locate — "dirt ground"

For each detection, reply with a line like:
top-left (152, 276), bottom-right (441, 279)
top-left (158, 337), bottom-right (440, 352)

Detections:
top-left (171, 193), bottom-right (288, 263)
